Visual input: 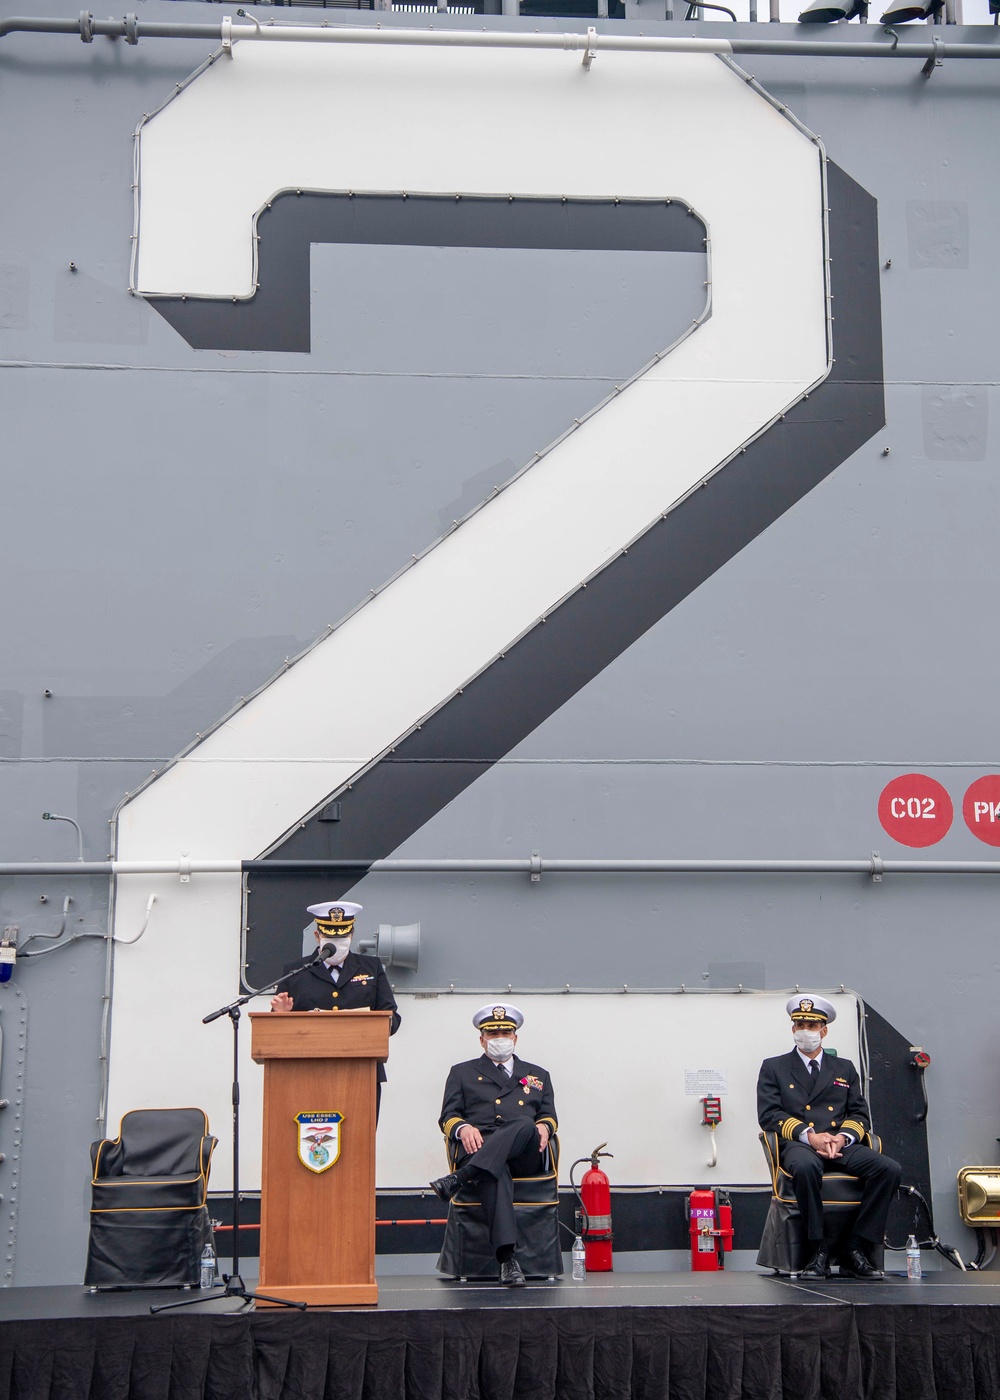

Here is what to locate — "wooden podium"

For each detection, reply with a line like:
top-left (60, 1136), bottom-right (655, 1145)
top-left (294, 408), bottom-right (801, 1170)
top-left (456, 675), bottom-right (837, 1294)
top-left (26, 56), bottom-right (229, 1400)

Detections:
top-left (250, 1009), bottom-right (392, 1306)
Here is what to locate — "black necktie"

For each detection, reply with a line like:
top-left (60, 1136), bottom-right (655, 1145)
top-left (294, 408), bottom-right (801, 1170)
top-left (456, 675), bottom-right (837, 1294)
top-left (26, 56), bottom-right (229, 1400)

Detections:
top-left (808, 1061), bottom-right (819, 1080)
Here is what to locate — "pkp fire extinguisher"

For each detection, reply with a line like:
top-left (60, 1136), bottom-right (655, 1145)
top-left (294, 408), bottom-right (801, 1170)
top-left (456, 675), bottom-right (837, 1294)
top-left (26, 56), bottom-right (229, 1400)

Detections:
top-left (570, 1143), bottom-right (614, 1272)
top-left (688, 1188), bottom-right (733, 1271)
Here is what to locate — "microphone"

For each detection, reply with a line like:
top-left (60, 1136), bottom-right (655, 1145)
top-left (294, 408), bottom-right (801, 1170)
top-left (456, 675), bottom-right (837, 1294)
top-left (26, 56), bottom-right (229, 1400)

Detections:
top-left (317, 942), bottom-right (338, 963)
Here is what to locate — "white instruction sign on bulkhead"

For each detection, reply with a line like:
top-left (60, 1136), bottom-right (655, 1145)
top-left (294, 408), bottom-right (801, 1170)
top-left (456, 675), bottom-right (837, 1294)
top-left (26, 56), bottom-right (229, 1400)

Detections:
top-left (684, 1069), bottom-right (728, 1097)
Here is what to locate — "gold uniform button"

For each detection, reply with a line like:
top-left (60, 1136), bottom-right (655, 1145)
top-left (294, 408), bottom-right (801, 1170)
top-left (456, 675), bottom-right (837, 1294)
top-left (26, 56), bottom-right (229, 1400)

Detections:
top-left (789, 1084), bottom-right (795, 1089)
top-left (828, 1106), bottom-right (834, 1111)
top-left (495, 1099), bottom-right (501, 1105)
top-left (518, 1100), bottom-right (524, 1106)
top-left (805, 1104), bottom-right (811, 1110)
top-left (332, 991), bottom-right (339, 998)
top-left (478, 1076), bottom-right (483, 1081)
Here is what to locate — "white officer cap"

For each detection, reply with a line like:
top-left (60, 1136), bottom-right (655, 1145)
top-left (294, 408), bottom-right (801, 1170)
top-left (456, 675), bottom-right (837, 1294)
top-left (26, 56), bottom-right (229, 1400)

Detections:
top-left (307, 901), bottom-right (363, 921)
top-left (473, 1002), bottom-right (524, 1033)
top-left (786, 994), bottom-right (836, 1024)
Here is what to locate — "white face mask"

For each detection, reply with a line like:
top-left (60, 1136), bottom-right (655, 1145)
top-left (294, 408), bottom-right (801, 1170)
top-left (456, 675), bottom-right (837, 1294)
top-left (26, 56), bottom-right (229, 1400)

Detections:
top-left (793, 1027), bottom-right (823, 1054)
top-left (320, 936), bottom-right (351, 967)
top-left (485, 1037), bottom-right (515, 1062)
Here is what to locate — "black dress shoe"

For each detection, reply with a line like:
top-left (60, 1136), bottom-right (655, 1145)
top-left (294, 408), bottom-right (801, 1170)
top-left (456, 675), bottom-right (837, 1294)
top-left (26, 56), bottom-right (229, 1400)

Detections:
top-left (430, 1173), bottom-right (461, 1202)
top-left (839, 1248), bottom-right (884, 1280)
top-left (499, 1257), bottom-right (526, 1287)
top-left (798, 1245), bottom-right (830, 1279)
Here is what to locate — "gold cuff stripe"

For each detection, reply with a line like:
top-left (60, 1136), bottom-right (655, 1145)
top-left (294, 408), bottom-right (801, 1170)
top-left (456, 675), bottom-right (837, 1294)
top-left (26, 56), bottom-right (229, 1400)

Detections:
top-left (89, 1175), bottom-right (206, 1188)
top-left (841, 1120), bottom-right (866, 1138)
top-left (781, 1118), bottom-right (803, 1141)
top-left (451, 1197), bottom-right (558, 1210)
top-left (441, 1117), bottom-right (464, 1138)
top-left (538, 1117), bottom-right (558, 1131)
top-left (90, 1203), bottom-right (208, 1214)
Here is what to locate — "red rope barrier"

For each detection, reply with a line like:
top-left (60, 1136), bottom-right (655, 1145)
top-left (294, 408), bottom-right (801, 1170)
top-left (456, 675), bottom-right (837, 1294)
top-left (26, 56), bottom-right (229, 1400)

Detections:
top-left (213, 1219), bottom-right (447, 1231)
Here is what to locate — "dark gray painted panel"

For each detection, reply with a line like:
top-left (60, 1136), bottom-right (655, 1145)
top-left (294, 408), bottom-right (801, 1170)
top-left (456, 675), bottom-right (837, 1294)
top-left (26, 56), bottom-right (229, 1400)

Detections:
top-left (906, 201), bottom-right (970, 271)
top-left (53, 268), bottom-right (149, 347)
top-left (12, 940), bottom-right (107, 1287)
top-left (309, 244), bottom-right (705, 380)
top-left (0, 372), bottom-right (661, 734)
top-left (507, 384), bottom-right (997, 764)
top-left (0, 265), bottom-right (29, 332)
top-left (149, 192), bottom-right (706, 353)
top-left (708, 962), bottom-right (766, 988)
top-left (42, 637), bottom-right (306, 761)
top-left (921, 385), bottom-right (988, 462)
top-left (3, 237), bottom-right (705, 765)
top-left (0, 694), bottom-right (24, 760)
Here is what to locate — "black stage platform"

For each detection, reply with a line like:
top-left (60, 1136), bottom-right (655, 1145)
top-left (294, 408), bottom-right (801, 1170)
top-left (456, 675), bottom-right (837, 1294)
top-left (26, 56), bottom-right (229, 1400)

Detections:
top-left (1, 1270), bottom-right (998, 1400)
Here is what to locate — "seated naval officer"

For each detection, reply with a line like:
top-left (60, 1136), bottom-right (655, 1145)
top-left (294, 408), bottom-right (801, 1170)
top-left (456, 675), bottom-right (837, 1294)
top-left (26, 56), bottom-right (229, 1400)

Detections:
top-left (757, 994), bottom-right (901, 1280)
top-left (269, 902), bottom-right (401, 1096)
top-left (431, 1003), bottom-right (557, 1288)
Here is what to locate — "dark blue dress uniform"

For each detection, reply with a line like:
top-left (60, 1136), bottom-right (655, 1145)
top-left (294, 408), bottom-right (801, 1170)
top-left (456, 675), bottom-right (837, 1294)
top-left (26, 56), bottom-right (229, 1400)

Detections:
top-left (281, 951), bottom-right (400, 1083)
top-left (757, 1048), bottom-right (870, 1146)
top-left (439, 1055), bottom-right (557, 1253)
top-left (440, 1054), bottom-right (557, 1142)
top-left (757, 1050), bottom-right (901, 1246)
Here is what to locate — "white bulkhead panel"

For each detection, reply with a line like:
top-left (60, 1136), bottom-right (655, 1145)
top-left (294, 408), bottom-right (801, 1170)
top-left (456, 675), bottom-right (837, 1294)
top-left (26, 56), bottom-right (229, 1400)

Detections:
top-left (377, 991), bottom-right (862, 1190)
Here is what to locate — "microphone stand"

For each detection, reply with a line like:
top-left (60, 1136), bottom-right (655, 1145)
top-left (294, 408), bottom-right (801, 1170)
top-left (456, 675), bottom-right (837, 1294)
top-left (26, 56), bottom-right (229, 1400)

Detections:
top-left (150, 948), bottom-right (336, 1314)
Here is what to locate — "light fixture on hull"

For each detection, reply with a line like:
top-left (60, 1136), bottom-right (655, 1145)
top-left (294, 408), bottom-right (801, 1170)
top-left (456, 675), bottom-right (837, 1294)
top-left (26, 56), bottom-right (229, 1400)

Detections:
top-left (798, 0), bottom-right (867, 21)
top-left (357, 921), bottom-right (421, 973)
top-left (878, 0), bottom-right (943, 19)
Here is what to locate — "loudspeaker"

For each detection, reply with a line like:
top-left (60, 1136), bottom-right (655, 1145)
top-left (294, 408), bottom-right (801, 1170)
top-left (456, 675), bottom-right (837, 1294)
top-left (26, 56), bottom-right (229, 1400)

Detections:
top-left (958, 1167), bottom-right (1000, 1226)
top-left (357, 921), bottom-right (420, 972)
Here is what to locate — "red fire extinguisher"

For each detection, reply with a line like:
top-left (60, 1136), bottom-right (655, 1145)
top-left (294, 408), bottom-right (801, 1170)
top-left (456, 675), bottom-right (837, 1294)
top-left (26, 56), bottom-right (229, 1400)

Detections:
top-left (688, 1188), bottom-right (733, 1271)
top-left (572, 1143), bottom-right (614, 1272)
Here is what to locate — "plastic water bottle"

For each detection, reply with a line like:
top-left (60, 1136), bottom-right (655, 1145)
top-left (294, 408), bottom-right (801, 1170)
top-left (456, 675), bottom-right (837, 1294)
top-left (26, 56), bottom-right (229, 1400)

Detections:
top-left (572, 1236), bottom-right (586, 1281)
top-left (200, 1241), bottom-right (217, 1289)
top-left (906, 1235), bottom-right (922, 1280)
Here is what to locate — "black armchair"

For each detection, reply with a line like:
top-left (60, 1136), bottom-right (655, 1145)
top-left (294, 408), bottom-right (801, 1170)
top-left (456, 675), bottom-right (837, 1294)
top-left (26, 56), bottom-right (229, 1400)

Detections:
top-left (85, 1107), bottom-right (217, 1288)
top-left (756, 1128), bottom-right (885, 1274)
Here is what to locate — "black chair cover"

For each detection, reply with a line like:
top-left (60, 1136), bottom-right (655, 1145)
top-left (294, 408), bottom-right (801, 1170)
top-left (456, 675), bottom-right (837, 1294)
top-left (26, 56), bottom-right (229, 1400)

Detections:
top-left (436, 1137), bottom-right (563, 1279)
top-left (85, 1107), bottom-right (217, 1288)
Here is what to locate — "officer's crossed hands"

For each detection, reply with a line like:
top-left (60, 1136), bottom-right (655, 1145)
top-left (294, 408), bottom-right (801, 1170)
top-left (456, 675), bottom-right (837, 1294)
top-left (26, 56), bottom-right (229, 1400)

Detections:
top-left (807, 1130), bottom-right (848, 1159)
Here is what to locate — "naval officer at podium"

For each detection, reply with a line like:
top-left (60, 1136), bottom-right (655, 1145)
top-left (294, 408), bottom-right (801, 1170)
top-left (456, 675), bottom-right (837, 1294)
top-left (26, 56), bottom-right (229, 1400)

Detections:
top-left (270, 901), bottom-right (401, 1096)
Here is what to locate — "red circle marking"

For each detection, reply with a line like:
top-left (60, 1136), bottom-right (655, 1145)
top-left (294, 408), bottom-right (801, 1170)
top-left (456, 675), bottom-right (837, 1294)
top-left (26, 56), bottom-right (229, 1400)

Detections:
top-left (877, 774), bottom-right (953, 848)
top-left (962, 775), bottom-right (1000, 848)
